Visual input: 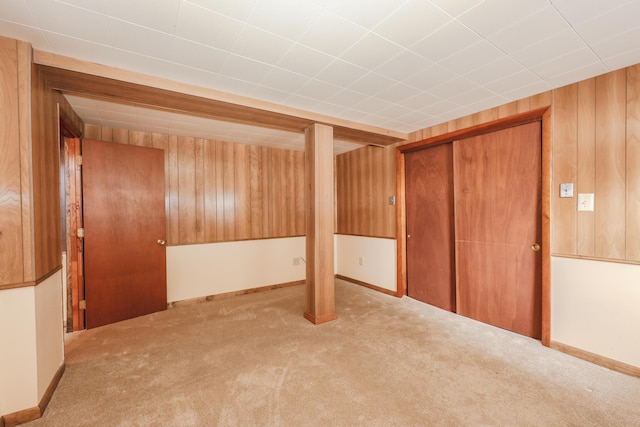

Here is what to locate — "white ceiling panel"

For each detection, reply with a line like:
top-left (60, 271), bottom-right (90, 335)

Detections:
top-left (1, 0), bottom-right (639, 143)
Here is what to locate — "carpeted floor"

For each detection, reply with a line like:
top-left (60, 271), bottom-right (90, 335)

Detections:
top-left (25, 280), bottom-right (640, 426)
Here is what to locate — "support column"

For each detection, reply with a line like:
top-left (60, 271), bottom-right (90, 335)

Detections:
top-left (304, 123), bottom-right (336, 324)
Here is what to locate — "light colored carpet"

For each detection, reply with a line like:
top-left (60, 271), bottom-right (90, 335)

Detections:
top-left (25, 280), bottom-right (640, 426)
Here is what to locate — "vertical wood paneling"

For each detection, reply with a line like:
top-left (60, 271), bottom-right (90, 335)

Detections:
top-left (261, 148), bottom-right (271, 237)
top-left (234, 143), bottom-right (251, 240)
top-left (203, 139), bottom-right (218, 242)
top-left (271, 149), bottom-right (284, 237)
top-left (83, 124), bottom-right (102, 140)
top-left (595, 70), bottom-right (626, 259)
top-left (112, 128), bottom-right (129, 144)
top-left (294, 150), bottom-right (305, 236)
top-left (129, 130), bottom-right (152, 147)
top-left (552, 84), bottom-right (578, 254)
top-left (195, 138), bottom-right (205, 242)
top-left (151, 133), bottom-right (170, 243)
top-left (214, 140), bottom-right (225, 241)
top-left (577, 79), bottom-right (596, 256)
top-left (249, 145), bottom-right (264, 239)
top-left (0, 37), bottom-right (24, 285)
top-left (626, 65), bottom-right (640, 260)
top-left (168, 135), bottom-right (179, 245)
top-left (285, 150), bottom-right (296, 236)
top-left (222, 141), bottom-right (235, 241)
top-left (177, 136), bottom-right (197, 243)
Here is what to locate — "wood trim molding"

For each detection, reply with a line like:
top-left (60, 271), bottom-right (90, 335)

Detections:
top-left (399, 108), bottom-right (548, 153)
top-left (33, 51), bottom-right (407, 146)
top-left (396, 107), bottom-right (552, 344)
top-left (2, 363), bottom-right (65, 427)
top-left (550, 341), bottom-right (640, 378)
top-left (335, 274), bottom-right (397, 297)
top-left (0, 265), bottom-right (62, 291)
top-left (334, 233), bottom-right (397, 240)
top-left (167, 280), bottom-right (305, 308)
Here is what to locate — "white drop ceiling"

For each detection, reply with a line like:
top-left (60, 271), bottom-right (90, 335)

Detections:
top-left (2, 0), bottom-right (640, 152)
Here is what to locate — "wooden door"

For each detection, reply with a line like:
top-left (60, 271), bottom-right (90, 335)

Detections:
top-left (454, 122), bottom-right (542, 338)
top-left (405, 143), bottom-right (456, 311)
top-left (83, 139), bottom-right (167, 329)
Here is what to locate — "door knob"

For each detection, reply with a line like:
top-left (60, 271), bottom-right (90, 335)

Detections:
top-left (407, 234), bottom-right (411, 239)
top-left (530, 243), bottom-right (541, 252)
top-left (157, 239), bottom-right (166, 246)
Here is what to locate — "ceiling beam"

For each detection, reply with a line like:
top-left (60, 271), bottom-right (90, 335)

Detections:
top-left (34, 50), bottom-right (408, 147)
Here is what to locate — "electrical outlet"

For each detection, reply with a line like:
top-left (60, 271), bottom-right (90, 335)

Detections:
top-left (358, 256), bottom-right (364, 266)
top-left (293, 257), bottom-right (300, 266)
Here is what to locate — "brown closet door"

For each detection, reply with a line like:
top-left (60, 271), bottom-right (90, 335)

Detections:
top-left (83, 139), bottom-right (167, 329)
top-left (454, 122), bottom-right (542, 338)
top-left (405, 144), bottom-right (456, 311)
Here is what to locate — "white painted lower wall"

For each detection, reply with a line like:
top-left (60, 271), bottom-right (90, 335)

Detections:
top-left (0, 286), bottom-right (38, 416)
top-left (551, 256), bottom-right (640, 368)
top-left (166, 237), bottom-right (305, 303)
top-left (335, 234), bottom-right (397, 292)
top-left (35, 271), bottom-right (64, 399)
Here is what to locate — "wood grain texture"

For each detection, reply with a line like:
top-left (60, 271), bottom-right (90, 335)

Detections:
top-left (626, 64), bottom-right (640, 261)
top-left (234, 143), bottom-right (251, 240)
top-left (203, 139), bottom-right (218, 242)
top-left (405, 144), bottom-right (455, 311)
top-left (577, 79), bottom-right (596, 256)
top-left (552, 84), bottom-right (578, 255)
top-left (177, 136), bottom-right (197, 243)
top-left (0, 37), bottom-right (24, 285)
top-left (595, 70), bottom-right (626, 259)
top-left (168, 135), bottom-right (179, 244)
top-left (304, 123), bottom-right (336, 324)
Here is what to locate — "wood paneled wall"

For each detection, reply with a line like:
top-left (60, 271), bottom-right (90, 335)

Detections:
top-left (83, 125), bottom-right (305, 245)
top-left (335, 92), bottom-right (552, 239)
top-left (553, 64), bottom-right (640, 262)
top-left (335, 144), bottom-right (396, 238)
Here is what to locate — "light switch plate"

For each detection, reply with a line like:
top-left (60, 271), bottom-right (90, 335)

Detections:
top-left (577, 193), bottom-right (595, 211)
top-left (560, 183), bottom-right (574, 198)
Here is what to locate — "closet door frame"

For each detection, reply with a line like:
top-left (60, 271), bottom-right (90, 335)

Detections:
top-left (396, 107), bottom-right (552, 346)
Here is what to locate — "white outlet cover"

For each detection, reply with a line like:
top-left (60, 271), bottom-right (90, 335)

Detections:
top-left (577, 193), bottom-right (595, 211)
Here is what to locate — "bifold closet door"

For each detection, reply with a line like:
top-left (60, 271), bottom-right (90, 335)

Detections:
top-left (405, 144), bottom-right (456, 312)
top-left (453, 122), bottom-right (542, 339)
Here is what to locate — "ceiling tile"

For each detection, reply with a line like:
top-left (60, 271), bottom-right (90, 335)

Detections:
top-left (400, 92), bottom-right (444, 110)
top-left (27, 0), bottom-right (110, 44)
top-left (185, 0), bottom-right (256, 21)
top-left (374, 0), bottom-right (452, 47)
top-left (530, 47), bottom-right (602, 80)
top-left (0, 0), bottom-right (38, 26)
top-left (107, 18), bottom-right (175, 61)
top-left (298, 10), bottom-right (367, 56)
top-left (55, 0), bottom-right (105, 13)
top-left (244, 84), bottom-right (290, 104)
top-left (260, 67), bottom-right (309, 93)
top-left (219, 54), bottom-right (274, 82)
top-left (340, 33), bottom-right (405, 70)
top-left (171, 38), bottom-right (227, 73)
top-left (105, 0), bottom-right (180, 34)
top-left (487, 6), bottom-right (570, 54)
top-left (546, 61), bottom-right (609, 88)
top-left (175, 1), bottom-right (244, 51)
top-left (231, 25), bottom-right (294, 65)
top-left (158, 62), bottom-right (219, 89)
top-left (418, 99), bottom-right (461, 116)
top-left (428, 76), bottom-right (476, 99)
top-left (347, 71), bottom-right (396, 95)
top-left (277, 43), bottom-right (334, 77)
top-left (375, 50), bottom-right (434, 81)
top-left (401, 64), bottom-right (453, 91)
top-left (448, 85), bottom-right (498, 106)
top-left (294, 78), bottom-right (342, 101)
top-left (462, 56), bottom-right (525, 86)
top-left (325, 0), bottom-right (403, 28)
top-left (282, 93), bottom-right (319, 110)
top-left (509, 29), bottom-right (586, 69)
top-left (376, 82), bottom-right (418, 104)
top-left (0, 20), bottom-right (52, 51)
top-left (484, 69), bottom-right (541, 94)
top-left (502, 79), bottom-right (553, 101)
top-left (591, 26), bottom-right (640, 62)
top-left (439, 40), bottom-right (506, 75)
top-left (326, 89), bottom-right (370, 108)
top-left (410, 20), bottom-right (480, 63)
top-left (247, 0), bottom-right (323, 40)
top-left (352, 96), bottom-right (393, 115)
top-left (550, 0), bottom-right (629, 25)
top-left (43, 31), bottom-right (114, 65)
top-left (601, 48), bottom-right (640, 72)
top-left (458, 0), bottom-right (549, 37)
top-left (429, 0), bottom-right (484, 17)
top-left (573, 1), bottom-right (640, 45)
top-left (315, 59), bottom-right (368, 87)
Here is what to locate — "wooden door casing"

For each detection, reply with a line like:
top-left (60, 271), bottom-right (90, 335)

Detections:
top-left (405, 144), bottom-right (456, 311)
top-left (83, 139), bottom-right (167, 329)
top-left (453, 122), bottom-right (542, 338)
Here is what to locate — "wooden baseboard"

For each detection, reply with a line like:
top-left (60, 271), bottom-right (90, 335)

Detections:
top-left (167, 280), bottom-right (305, 308)
top-left (335, 275), bottom-right (397, 297)
top-left (304, 311), bottom-right (337, 324)
top-left (550, 341), bottom-right (640, 378)
top-left (2, 363), bottom-right (65, 427)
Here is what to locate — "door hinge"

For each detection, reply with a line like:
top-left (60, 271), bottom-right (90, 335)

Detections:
top-left (77, 228), bottom-right (85, 238)
top-left (79, 300), bottom-right (86, 310)
top-left (76, 155), bottom-right (82, 166)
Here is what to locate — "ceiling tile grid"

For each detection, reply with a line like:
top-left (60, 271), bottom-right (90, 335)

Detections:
top-left (1, 0), bottom-right (639, 151)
